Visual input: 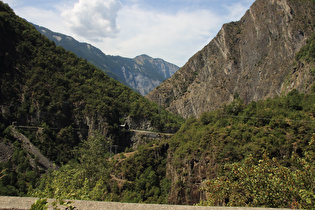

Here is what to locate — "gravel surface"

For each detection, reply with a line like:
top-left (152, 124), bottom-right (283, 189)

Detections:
top-left (0, 196), bottom-right (290, 210)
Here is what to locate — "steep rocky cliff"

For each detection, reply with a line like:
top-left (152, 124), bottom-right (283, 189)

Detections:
top-left (147, 0), bottom-right (315, 118)
top-left (33, 24), bottom-right (179, 96)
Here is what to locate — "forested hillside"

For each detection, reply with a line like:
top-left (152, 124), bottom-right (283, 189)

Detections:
top-left (26, 84), bottom-right (315, 208)
top-left (0, 1), bottom-right (182, 197)
top-left (167, 90), bottom-right (315, 207)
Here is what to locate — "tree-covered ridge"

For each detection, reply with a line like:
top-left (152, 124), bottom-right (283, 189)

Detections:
top-left (0, 2), bottom-right (182, 129)
top-left (29, 138), bottom-right (171, 204)
top-left (0, 1), bottom-right (182, 197)
top-left (167, 88), bottom-right (315, 207)
top-left (23, 88), bottom-right (315, 207)
top-left (0, 1), bottom-right (182, 142)
top-left (170, 89), bottom-right (314, 166)
top-left (200, 147), bottom-right (315, 209)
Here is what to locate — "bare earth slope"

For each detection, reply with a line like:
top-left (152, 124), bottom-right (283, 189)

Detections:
top-left (146, 0), bottom-right (315, 118)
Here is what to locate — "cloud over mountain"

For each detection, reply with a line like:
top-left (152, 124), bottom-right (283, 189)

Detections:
top-left (6, 0), bottom-right (255, 66)
top-left (62, 0), bottom-right (121, 41)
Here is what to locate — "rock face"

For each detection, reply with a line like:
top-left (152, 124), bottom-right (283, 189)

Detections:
top-left (146, 0), bottom-right (315, 118)
top-left (33, 24), bottom-right (179, 96)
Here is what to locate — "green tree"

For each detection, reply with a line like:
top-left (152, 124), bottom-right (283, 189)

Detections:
top-left (200, 149), bottom-right (315, 209)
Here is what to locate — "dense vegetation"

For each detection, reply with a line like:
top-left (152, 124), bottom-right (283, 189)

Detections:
top-left (0, 136), bottom-right (40, 196)
top-left (0, 2), bottom-right (182, 133)
top-left (0, 1), bottom-right (182, 156)
top-left (192, 31), bottom-right (315, 209)
top-left (200, 148), bottom-right (315, 209)
top-left (0, 1), bottom-right (182, 198)
top-left (21, 87), bottom-right (314, 208)
top-left (171, 89), bottom-right (315, 167)
top-left (29, 139), bottom-right (171, 204)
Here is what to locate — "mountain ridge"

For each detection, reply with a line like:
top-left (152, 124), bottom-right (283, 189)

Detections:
top-left (32, 24), bottom-right (179, 96)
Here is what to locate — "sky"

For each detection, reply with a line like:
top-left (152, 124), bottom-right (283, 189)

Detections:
top-left (3, 0), bottom-right (255, 66)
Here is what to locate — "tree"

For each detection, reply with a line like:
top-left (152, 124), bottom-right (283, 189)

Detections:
top-left (200, 150), bottom-right (315, 209)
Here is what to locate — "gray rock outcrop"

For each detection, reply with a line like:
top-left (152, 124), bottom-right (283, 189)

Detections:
top-left (147, 0), bottom-right (315, 118)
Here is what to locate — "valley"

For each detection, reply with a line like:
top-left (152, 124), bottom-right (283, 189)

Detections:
top-left (0, 0), bottom-right (314, 209)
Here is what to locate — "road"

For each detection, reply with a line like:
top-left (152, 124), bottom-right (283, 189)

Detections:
top-left (0, 196), bottom-right (289, 210)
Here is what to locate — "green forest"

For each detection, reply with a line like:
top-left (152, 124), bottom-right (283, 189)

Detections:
top-left (0, 1), bottom-right (315, 209)
top-left (170, 89), bottom-right (315, 208)
top-left (1, 88), bottom-right (314, 208)
top-left (0, 1), bottom-right (182, 201)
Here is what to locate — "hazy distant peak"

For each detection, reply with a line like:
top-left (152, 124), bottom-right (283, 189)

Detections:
top-left (31, 23), bottom-right (179, 96)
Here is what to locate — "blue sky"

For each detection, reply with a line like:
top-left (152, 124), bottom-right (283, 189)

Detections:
top-left (3, 0), bottom-right (255, 66)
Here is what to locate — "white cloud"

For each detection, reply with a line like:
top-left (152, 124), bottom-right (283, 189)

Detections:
top-left (5, 0), bottom-right (255, 66)
top-left (92, 0), bottom-right (255, 66)
top-left (94, 5), bottom-right (223, 66)
top-left (10, 6), bottom-right (68, 34)
top-left (62, 0), bottom-right (122, 41)
top-left (224, 1), bottom-right (251, 21)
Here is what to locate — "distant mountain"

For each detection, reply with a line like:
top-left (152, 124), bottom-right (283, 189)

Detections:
top-left (146, 0), bottom-right (315, 118)
top-left (32, 24), bottom-right (179, 95)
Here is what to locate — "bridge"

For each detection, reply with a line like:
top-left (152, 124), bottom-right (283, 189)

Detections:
top-left (11, 125), bottom-right (174, 156)
top-left (130, 129), bottom-right (174, 137)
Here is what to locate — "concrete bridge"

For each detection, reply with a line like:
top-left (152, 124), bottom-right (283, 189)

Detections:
top-left (130, 129), bottom-right (174, 138)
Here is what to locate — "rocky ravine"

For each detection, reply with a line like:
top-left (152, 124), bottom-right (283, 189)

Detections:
top-left (146, 0), bottom-right (315, 118)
